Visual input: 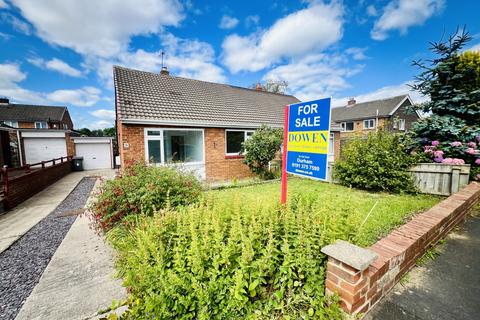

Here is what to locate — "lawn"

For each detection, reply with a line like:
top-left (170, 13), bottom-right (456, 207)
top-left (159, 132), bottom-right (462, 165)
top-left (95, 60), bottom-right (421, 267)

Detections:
top-left (209, 178), bottom-right (440, 247)
top-left (108, 178), bottom-right (440, 319)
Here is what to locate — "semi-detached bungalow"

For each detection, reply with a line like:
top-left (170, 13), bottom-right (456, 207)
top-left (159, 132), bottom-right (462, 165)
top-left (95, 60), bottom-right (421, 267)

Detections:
top-left (114, 66), bottom-right (339, 182)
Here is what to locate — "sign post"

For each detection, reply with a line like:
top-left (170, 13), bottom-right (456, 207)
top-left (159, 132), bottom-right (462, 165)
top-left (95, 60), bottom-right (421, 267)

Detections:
top-left (281, 98), bottom-right (332, 204)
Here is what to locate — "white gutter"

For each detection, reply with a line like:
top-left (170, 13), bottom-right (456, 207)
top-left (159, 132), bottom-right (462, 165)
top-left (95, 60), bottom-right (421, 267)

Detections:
top-left (121, 118), bottom-right (283, 129)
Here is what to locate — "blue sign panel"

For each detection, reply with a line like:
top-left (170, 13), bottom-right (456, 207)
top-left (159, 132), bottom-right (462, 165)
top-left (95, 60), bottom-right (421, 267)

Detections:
top-left (285, 98), bottom-right (331, 180)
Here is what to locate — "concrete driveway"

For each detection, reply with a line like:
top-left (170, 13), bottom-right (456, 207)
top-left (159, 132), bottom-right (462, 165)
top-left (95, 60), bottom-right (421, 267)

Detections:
top-left (0, 169), bottom-right (115, 254)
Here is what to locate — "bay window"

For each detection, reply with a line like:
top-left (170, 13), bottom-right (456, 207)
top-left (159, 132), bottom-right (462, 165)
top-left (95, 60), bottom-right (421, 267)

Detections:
top-left (145, 129), bottom-right (204, 164)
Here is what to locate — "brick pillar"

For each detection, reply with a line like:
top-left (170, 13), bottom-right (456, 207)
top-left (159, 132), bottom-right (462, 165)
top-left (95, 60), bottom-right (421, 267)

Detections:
top-left (321, 240), bottom-right (378, 314)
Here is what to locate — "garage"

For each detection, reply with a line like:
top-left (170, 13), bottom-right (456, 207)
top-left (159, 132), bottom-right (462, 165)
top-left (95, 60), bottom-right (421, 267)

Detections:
top-left (73, 137), bottom-right (113, 170)
top-left (22, 131), bottom-right (67, 165)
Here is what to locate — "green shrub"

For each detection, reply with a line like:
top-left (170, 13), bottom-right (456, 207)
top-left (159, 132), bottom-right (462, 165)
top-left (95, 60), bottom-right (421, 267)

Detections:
top-left (243, 125), bottom-right (283, 179)
top-left (109, 192), bottom-right (346, 319)
top-left (90, 162), bottom-right (202, 232)
top-left (108, 178), bottom-right (439, 319)
top-left (334, 131), bottom-right (417, 193)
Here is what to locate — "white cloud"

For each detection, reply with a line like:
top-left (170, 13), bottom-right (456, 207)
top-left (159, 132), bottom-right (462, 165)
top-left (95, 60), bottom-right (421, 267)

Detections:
top-left (89, 120), bottom-right (113, 130)
top-left (219, 15), bottom-right (239, 29)
top-left (46, 58), bottom-right (83, 77)
top-left (90, 109), bottom-right (115, 120)
top-left (47, 86), bottom-right (101, 107)
top-left (27, 57), bottom-right (83, 77)
top-left (10, 0), bottom-right (184, 57)
top-left (222, 2), bottom-right (344, 73)
top-left (91, 33), bottom-right (226, 87)
top-left (0, 12), bottom-right (31, 35)
top-left (367, 4), bottom-right (378, 16)
top-left (0, 0), bottom-right (8, 8)
top-left (263, 53), bottom-right (363, 101)
top-left (332, 81), bottom-right (428, 107)
top-left (0, 62), bottom-right (105, 109)
top-left (345, 47), bottom-right (368, 60)
top-left (0, 63), bottom-right (46, 103)
top-left (371, 0), bottom-right (444, 41)
top-left (245, 15), bottom-right (260, 28)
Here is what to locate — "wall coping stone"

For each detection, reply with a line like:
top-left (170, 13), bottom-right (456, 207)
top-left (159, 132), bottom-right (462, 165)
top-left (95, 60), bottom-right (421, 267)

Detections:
top-left (321, 240), bottom-right (378, 271)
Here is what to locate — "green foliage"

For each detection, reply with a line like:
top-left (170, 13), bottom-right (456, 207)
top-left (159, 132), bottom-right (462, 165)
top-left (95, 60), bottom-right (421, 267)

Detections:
top-left (334, 131), bottom-right (418, 193)
top-left (108, 179), bottom-right (439, 319)
top-left (408, 28), bottom-right (480, 180)
top-left (243, 125), bottom-right (283, 179)
top-left (90, 161), bottom-right (202, 232)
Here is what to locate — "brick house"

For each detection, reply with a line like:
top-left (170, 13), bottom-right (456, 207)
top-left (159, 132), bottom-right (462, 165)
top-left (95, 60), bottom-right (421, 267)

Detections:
top-left (114, 66), bottom-right (341, 182)
top-left (0, 124), bottom-right (21, 168)
top-left (332, 95), bottom-right (420, 154)
top-left (0, 98), bottom-right (73, 130)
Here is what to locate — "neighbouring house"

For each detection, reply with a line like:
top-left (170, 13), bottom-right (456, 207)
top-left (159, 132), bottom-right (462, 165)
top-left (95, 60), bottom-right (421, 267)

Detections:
top-left (0, 124), bottom-right (21, 168)
top-left (0, 98), bottom-right (77, 166)
top-left (0, 97), bottom-right (74, 130)
top-left (114, 66), bottom-right (341, 181)
top-left (332, 95), bottom-right (420, 154)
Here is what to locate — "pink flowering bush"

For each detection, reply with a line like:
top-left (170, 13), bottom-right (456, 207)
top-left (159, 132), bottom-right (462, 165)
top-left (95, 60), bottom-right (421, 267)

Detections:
top-left (442, 158), bottom-right (465, 165)
top-left (416, 139), bottom-right (480, 181)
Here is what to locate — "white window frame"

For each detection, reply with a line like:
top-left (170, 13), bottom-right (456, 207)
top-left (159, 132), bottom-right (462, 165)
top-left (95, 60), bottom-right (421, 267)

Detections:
top-left (341, 121), bottom-right (354, 132)
top-left (398, 119), bottom-right (405, 131)
top-left (35, 121), bottom-right (48, 129)
top-left (363, 119), bottom-right (376, 130)
top-left (144, 128), bottom-right (205, 166)
top-left (328, 132), bottom-right (334, 156)
top-left (225, 129), bottom-right (255, 156)
top-left (1, 120), bottom-right (18, 128)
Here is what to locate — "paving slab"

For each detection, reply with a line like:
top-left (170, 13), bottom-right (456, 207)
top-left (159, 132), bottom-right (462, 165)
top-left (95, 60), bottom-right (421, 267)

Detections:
top-left (0, 169), bottom-right (115, 254)
top-left (366, 210), bottom-right (480, 320)
top-left (15, 177), bottom-right (126, 320)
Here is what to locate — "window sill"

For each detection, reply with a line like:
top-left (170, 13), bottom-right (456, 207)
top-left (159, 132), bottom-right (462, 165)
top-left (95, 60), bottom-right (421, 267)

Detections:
top-left (225, 154), bottom-right (244, 159)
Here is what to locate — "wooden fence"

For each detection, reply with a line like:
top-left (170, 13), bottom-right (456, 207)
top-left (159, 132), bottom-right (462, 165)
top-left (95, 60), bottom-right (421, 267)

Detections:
top-left (1, 156), bottom-right (72, 212)
top-left (409, 163), bottom-right (470, 196)
top-left (327, 162), bottom-right (470, 196)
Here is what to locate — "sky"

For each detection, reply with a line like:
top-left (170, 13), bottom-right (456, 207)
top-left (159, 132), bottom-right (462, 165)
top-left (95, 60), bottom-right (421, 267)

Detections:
top-left (0, 0), bottom-right (479, 129)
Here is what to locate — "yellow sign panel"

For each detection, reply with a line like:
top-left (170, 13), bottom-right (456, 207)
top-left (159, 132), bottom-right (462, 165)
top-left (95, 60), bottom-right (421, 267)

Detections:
top-left (287, 130), bottom-right (329, 154)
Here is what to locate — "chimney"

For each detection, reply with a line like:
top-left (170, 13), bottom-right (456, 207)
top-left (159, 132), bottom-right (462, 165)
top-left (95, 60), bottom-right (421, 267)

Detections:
top-left (347, 97), bottom-right (356, 106)
top-left (0, 97), bottom-right (9, 104)
top-left (160, 66), bottom-right (169, 75)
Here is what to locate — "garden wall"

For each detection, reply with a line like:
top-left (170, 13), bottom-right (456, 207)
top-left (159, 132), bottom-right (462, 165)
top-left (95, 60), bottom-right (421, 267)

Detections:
top-left (321, 182), bottom-right (480, 315)
top-left (2, 160), bottom-right (72, 210)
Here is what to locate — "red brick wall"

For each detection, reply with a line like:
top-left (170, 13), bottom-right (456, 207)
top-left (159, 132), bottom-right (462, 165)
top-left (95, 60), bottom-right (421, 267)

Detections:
top-left (18, 122), bottom-right (35, 129)
top-left (324, 182), bottom-right (480, 314)
top-left (118, 122), bottom-right (255, 181)
top-left (333, 131), bottom-right (341, 161)
top-left (4, 161), bottom-right (72, 210)
top-left (118, 123), bottom-right (145, 166)
top-left (204, 128), bottom-right (254, 182)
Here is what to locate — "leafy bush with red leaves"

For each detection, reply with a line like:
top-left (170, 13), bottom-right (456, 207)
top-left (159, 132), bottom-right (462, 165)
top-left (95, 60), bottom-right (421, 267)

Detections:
top-left (90, 161), bottom-right (202, 232)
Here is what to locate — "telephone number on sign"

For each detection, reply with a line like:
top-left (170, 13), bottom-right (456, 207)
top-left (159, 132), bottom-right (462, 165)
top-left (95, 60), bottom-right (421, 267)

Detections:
top-left (291, 163), bottom-right (320, 171)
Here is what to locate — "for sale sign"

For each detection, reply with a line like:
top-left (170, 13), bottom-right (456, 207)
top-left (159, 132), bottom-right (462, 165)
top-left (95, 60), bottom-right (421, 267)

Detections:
top-left (285, 98), bottom-right (331, 181)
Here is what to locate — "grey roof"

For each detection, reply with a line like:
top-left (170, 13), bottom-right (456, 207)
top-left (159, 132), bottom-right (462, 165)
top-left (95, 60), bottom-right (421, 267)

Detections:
top-left (114, 66), bottom-right (300, 128)
top-left (0, 103), bottom-right (67, 122)
top-left (331, 95), bottom-right (409, 122)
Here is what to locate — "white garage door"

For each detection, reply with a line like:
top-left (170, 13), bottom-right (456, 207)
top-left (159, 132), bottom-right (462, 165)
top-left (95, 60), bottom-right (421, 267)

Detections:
top-left (24, 138), bottom-right (67, 165)
top-left (75, 142), bottom-right (112, 170)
